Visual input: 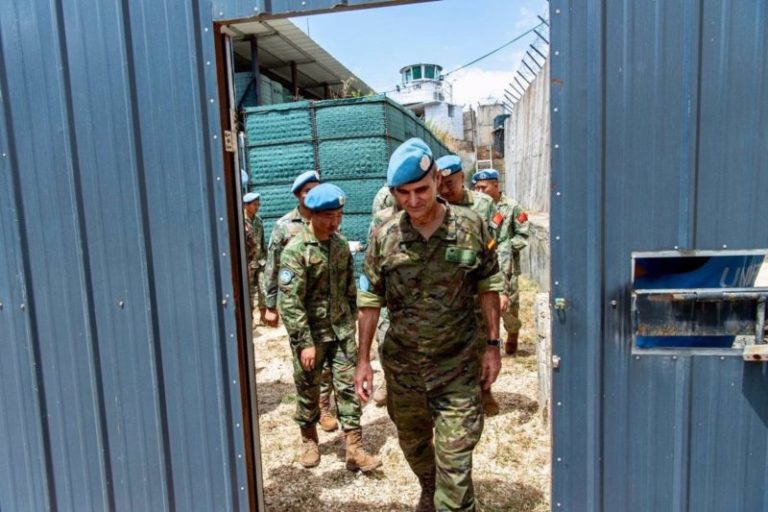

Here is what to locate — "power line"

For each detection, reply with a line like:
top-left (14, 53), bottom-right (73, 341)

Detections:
top-left (444, 21), bottom-right (547, 77)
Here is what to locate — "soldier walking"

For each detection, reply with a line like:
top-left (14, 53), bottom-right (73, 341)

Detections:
top-left (263, 170), bottom-right (338, 432)
top-left (472, 169), bottom-right (530, 355)
top-left (243, 192), bottom-right (266, 324)
top-left (355, 138), bottom-right (503, 512)
top-left (278, 183), bottom-right (382, 473)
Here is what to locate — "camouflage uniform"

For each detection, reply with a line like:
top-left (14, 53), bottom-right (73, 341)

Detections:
top-left (495, 194), bottom-right (529, 335)
top-left (371, 184), bottom-right (395, 214)
top-left (244, 212), bottom-right (266, 310)
top-left (358, 201), bottom-right (503, 511)
top-left (265, 207), bottom-right (334, 398)
top-left (451, 188), bottom-right (502, 347)
top-left (278, 226), bottom-right (362, 430)
top-left (366, 204), bottom-right (400, 355)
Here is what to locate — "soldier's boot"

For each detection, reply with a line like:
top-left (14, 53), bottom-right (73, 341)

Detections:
top-left (415, 473), bottom-right (436, 512)
top-left (504, 332), bottom-right (519, 356)
top-left (318, 393), bottom-right (339, 432)
top-left (299, 426), bottom-right (320, 468)
top-left (344, 429), bottom-right (382, 473)
top-left (372, 379), bottom-right (387, 407)
top-left (482, 388), bottom-right (500, 417)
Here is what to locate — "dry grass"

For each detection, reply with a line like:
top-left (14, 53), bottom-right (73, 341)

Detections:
top-left (253, 277), bottom-right (550, 511)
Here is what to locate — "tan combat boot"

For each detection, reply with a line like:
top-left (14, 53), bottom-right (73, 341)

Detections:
top-left (298, 426), bottom-right (320, 468)
top-left (344, 429), bottom-right (382, 473)
top-left (415, 473), bottom-right (436, 512)
top-left (318, 393), bottom-right (339, 432)
top-left (372, 379), bottom-right (387, 407)
top-left (504, 332), bottom-right (519, 355)
top-left (482, 388), bottom-right (500, 417)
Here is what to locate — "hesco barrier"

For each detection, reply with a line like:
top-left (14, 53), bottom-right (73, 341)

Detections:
top-left (243, 95), bottom-right (451, 249)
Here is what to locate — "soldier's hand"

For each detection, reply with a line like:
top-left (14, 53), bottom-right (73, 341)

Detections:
top-left (480, 347), bottom-right (501, 390)
top-left (499, 294), bottom-right (509, 312)
top-left (354, 361), bottom-right (374, 403)
top-left (264, 308), bottom-right (279, 327)
top-left (300, 346), bottom-right (316, 371)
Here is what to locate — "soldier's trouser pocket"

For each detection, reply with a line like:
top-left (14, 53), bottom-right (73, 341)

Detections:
top-left (291, 343), bottom-right (330, 428)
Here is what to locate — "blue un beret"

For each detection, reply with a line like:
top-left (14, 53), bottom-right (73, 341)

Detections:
top-left (471, 169), bottom-right (500, 184)
top-left (291, 170), bottom-right (320, 193)
top-left (304, 183), bottom-right (346, 211)
top-left (243, 192), bottom-right (260, 203)
top-left (387, 138), bottom-right (434, 187)
top-left (436, 155), bottom-right (462, 177)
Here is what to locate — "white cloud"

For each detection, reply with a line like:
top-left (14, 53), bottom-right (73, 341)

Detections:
top-left (448, 68), bottom-right (521, 107)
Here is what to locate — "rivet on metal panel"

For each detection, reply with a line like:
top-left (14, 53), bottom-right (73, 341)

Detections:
top-left (2, 153), bottom-right (6, 157)
top-left (556, 401), bottom-right (562, 407)
top-left (720, 356), bottom-right (725, 361)
top-left (254, 7), bottom-right (259, 12)
top-left (552, 355), bottom-right (561, 368)
top-left (20, 304), bottom-right (25, 310)
top-left (553, 107), bottom-right (558, 112)
top-left (219, 11), bottom-right (223, 16)
top-left (222, 252), bottom-right (227, 257)
top-left (236, 422), bottom-right (240, 428)
top-left (555, 8), bottom-right (561, 14)
top-left (554, 281), bottom-right (559, 286)
top-left (204, 27), bottom-right (209, 32)
top-left (219, 217), bottom-right (224, 222)
top-left (557, 457), bottom-right (562, 462)
top-left (674, 245), bottom-right (679, 250)
top-left (240, 486), bottom-right (245, 491)
top-left (556, 503), bottom-right (562, 508)
top-left (217, 177), bottom-right (221, 181)
top-left (222, 299), bottom-right (228, 306)
top-left (672, 355), bottom-right (677, 360)
top-left (213, 134), bottom-right (218, 140)
top-left (238, 453), bottom-right (243, 458)
top-left (555, 235), bottom-right (560, 241)
top-left (233, 380), bottom-right (237, 384)
top-left (610, 299), bottom-right (617, 308)
top-left (554, 144), bottom-right (560, 149)
top-left (0, 301), bottom-right (3, 310)
top-left (555, 51), bottom-right (560, 56)
top-left (206, 61), bottom-right (211, 66)
top-left (118, 301), bottom-right (125, 309)
top-left (230, 333), bottom-right (235, 338)
top-left (722, 244), bottom-right (728, 249)
top-left (635, 355), bottom-right (640, 360)
top-left (556, 191), bottom-right (561, 196)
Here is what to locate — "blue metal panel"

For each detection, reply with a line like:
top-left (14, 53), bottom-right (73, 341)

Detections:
top-left (552, 0), bottom-right (768, 510)
top-left (0, 0), bottom-right (248, 510)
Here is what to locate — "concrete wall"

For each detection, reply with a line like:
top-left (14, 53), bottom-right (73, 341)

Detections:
top-left (504, 61), bottom-right (550, 214)
top-left (476, 103), bottom-right (505, 148)
top-left (425, 102), bottom-right (463, 140)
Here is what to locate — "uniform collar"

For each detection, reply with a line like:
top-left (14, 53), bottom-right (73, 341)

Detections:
top-left (459, 187), bottom-right (473, 206)
top-left (289, 206), bottom-right (309, 223)
top-left (301, 225), bottom-right (336, 245)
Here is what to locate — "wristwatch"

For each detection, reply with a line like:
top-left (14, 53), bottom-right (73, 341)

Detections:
top-left (486, 338), bottom-right (501, 348)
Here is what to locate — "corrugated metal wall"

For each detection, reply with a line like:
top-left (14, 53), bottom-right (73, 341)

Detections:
top-left (0, 0), bottom-right (249, 510)
top-left (550, 1), bottom-right (768, 511)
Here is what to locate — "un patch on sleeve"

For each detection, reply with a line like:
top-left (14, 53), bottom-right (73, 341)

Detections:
top-left (279, 268), bottom-right (294, 285)
top-left (358, 274), bottom-right (371, 292)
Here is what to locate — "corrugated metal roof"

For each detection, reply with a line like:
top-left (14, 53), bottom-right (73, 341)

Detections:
top-left (228, 18), bottom-right (375, 97)
top-left (551, 0), bottom-right (768, 510)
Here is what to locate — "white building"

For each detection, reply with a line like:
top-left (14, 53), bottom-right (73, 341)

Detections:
top-left (388, 63), bottom-right (464, 141)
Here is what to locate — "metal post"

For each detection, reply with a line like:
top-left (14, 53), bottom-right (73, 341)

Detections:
top-left (290, 61), bottom-right (299, 99)
top-left (250, 37), bottom-right (261, 106)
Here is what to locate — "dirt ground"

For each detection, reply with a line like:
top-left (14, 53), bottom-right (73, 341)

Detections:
top-left (253, 278), bottom-right (550, 512)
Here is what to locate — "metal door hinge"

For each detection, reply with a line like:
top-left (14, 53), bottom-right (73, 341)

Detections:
top-left (224, 130), bottom-right (236, 153)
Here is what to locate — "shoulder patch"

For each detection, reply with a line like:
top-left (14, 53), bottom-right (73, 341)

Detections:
top-left (278, 268), bottom-right (294, 285)
top-left (490, 211), bottom-right (504, 230)
top-left (358, 274), bottom-right (371, 292)
top-left (517, 211), bottom-right (528, 223)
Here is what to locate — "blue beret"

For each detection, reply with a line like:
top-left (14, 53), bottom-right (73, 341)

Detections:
top-left (471, 169), bottom-right (500, 184)
top-left (291, 170), bottom-right (320, 193)
top-left (436, 155), bottom-right (462, 177)
top-left (304, 183), bottom-right (346, 211)
top-left (243, 192), bottom-right (260, 203)
top-left (387, 138), bottom-right (434, 187)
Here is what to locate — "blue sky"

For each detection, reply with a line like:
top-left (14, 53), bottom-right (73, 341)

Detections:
top-left (291, 0), bottom-right (549, 107)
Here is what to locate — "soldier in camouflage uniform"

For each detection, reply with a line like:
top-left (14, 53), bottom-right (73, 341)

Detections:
top-left (356, 139), bottom-right (503, 512)
top-left (263, 170), bottom-right (338, 432)
top-left (472, 169), bottom-right (530, 355)
top-left (436, 155), bottom-right (506, 417)
top-left (278, 183), bottom-right (382, 472)
top-left (243, 192), bottom-right (266, 323)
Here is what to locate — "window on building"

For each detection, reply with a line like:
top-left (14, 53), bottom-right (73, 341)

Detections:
top-left (404, 68), bottom-right (412, 83)
top-left (448, 105), bottom-right (455, 117)
top-left (425, 65), bottom-right (436, 79)
top-left (412, 66), bottom-right (422, 80)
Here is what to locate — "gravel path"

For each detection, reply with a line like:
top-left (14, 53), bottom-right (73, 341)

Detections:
top-left (253, 279), bottom-right (550, 512)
